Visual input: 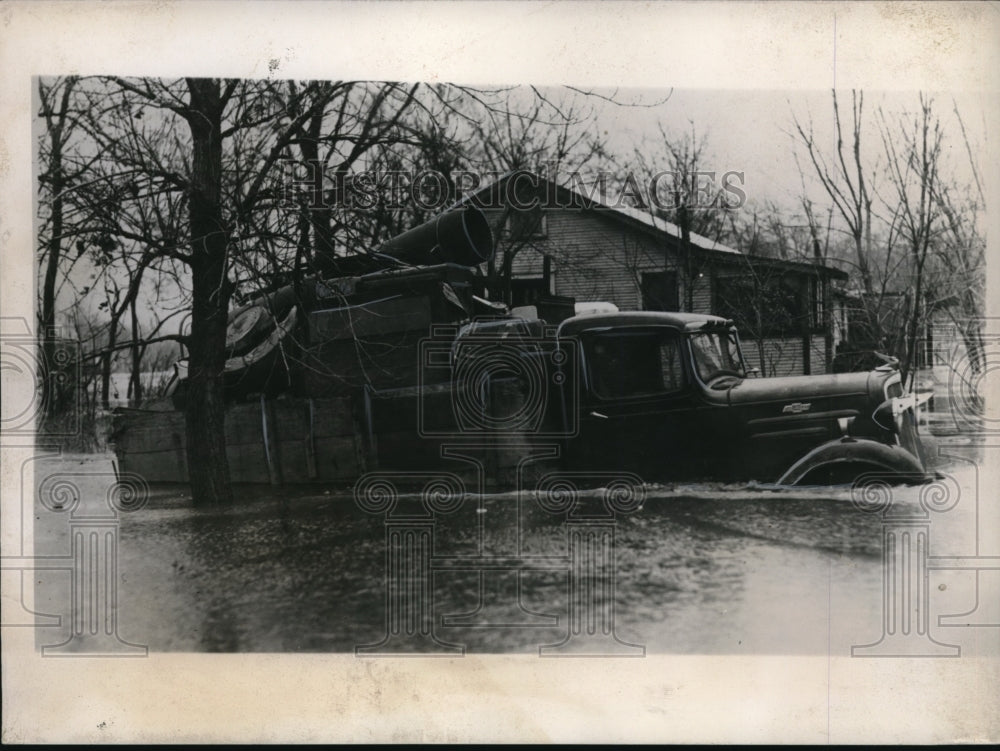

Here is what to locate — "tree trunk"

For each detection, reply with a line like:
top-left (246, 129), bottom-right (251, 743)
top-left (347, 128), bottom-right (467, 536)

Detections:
top-left (39, 78), bottom-right (77, 419)
top-left (501, 247), bottom-right (517, 306)
top-left (129, 296), bottom-right (143, 406)
top-left (298, 116), bottom-right (335, 274)
top-left (40, 150), bottom-right (68, 419)
top-left (900, 269), bottom-right (925, 390)
top-left (958, 302), bottom-right (985, 376)
top-left (41, 185), bottom-right (64, 417)
top-left (184, 79), bottom-right (233, 507)
top-left (678, 203), bottom-right (694, 311)
top-left (755, 297), bottom-right (767, 376)
top-left (101, 322), bottom-right (118, 410)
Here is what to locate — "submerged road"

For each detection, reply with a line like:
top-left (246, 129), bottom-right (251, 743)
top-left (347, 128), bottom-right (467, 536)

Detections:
top-left (24, 439), bottom-right (998, 657)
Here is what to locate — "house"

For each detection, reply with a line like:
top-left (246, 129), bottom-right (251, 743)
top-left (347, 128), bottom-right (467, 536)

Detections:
top-left (461, 171), bottom-right (849, 376)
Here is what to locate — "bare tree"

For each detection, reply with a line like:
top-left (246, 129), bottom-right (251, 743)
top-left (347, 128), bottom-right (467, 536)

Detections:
top-left (792, 90), bottom-right (985, 384)
top-left (627, 123), bottom-right (741, 310)
top-left (791, 90), bottom-right (903, 363)
top-left (876, 95), bottom-right (945, 386)
top-left (929, 101), bottom-right (987, 380)
top-left (460, 88), bottom-right (605, 303)
top-left (37, 76), bottom-right (89, 416)
top-left (793, 91), bottom-right (879, 294)
top-left (232, 79), bottom-right (424, 290)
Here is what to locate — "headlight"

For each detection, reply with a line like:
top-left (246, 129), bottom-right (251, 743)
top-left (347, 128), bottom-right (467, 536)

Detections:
top-left (873, 399), bottom-right (896, 431)
top-left (873, 392), bottom-right (918, 432)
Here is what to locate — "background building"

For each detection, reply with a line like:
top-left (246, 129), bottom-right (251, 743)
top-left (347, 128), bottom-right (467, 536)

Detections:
top-left (466, 172), bottom-right (848, 376)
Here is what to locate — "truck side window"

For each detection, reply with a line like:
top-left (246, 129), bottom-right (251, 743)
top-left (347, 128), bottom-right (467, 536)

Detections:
top-left (587, 330), bottom-right (684, 399)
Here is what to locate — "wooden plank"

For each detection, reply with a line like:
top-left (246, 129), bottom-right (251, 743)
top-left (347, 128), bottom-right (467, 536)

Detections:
top-left (222, 399), bottom-right (354, 441)
top-left (224, 402), bottom-right (264, 438)
top-left (273, 439), bottom-right (310, 484)
top-left (223, 442), bottom-right (246, 481)
top-left (115, 409), bottom-right (186, 428)
top-left (355, 431), bottom-right (368, 475)
top-left (297, 330), bottom-right (426, 396)
top-left (313, 436), bottom-right (362, 481)
top-left (113, 410), bottom-right (186, 456)
top-left (309, 295), bottom-right (432, 340)
top-left (120, 450), bottom-right (189, 483)
top-left (171, 431), bottom-right (187, 479)
top-left (227, 442), bottom-right (270, 484)
top-left (269, 400), bottom-right (309, 437)
top-left (370, 388), bottom-right (457, 433)
top-left (125, 428), bottom-right (268, 451)
top-left (307, 398), bottom-right (357, 437)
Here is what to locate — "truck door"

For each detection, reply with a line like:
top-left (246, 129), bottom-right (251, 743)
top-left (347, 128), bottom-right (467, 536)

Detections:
top-left (570, 327), bottom-right (694, 477)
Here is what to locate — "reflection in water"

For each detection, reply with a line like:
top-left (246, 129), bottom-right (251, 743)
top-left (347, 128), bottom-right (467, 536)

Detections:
top-left (34, 449), bottom-right (984, 656)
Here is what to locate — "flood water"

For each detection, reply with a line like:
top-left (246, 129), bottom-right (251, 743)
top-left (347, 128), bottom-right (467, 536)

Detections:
top-left (26, 439), bottom-right (998, 657)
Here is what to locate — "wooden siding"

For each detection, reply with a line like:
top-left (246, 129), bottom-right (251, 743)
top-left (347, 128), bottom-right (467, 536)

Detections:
top-left (739, 334), bottom-right (829, 378)
top-left (498, 208), bottom-right (683, 311)
top-left (689, 272), bottom-right (713, 314)
top-left (811, 335), bottom-right (829, 375)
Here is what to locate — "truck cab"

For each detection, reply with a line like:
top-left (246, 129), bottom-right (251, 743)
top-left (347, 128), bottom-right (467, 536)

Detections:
top-left (553, 311), bottom-right (929, 485)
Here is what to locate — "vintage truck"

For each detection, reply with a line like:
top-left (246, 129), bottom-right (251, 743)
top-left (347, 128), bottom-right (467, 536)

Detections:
top-left (429, 310), bottom-right (932, 486)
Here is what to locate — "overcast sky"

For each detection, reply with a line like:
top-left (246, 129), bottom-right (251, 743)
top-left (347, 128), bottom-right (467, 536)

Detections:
top-left (591, 87), bottom-right (990, 217)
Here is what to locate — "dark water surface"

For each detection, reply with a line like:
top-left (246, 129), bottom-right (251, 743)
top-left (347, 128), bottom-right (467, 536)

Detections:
top-left (30, 442), bottom-right (995, 657)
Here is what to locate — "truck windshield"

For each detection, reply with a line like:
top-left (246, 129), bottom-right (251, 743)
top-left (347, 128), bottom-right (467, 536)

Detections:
top-left (690, 329), bottom-right (746, 383)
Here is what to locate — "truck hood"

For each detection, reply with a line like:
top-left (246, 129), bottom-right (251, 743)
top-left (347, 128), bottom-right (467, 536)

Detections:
top-left (722, 370), bottom-right (880, 407)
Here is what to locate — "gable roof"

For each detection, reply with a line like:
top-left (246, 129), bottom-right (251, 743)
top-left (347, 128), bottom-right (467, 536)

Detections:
top-left (458, 170), bottom-right (848, 280)
top-left (598, 204), bottom-right (740, 255)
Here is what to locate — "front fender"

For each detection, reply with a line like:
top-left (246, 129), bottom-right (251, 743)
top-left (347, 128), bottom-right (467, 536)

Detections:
top-left (776, 437), bottom-right (929, 486)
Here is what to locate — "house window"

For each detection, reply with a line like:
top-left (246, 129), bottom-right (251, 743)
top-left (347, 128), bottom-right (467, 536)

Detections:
top-left (715, 273), bottom-right (815, 337)
top-left (811, 278), bottom-right (824, 329)
top-left (503, 209), bottom-right (547, 241)
top-left (510, 277), bottom-right (549, 308)
top-left (641, 270), bottom-right (680, 312)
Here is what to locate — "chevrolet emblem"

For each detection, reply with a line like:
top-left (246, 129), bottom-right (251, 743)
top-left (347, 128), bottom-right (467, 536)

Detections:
top-left (782, 402), bottom-right (812, 414)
